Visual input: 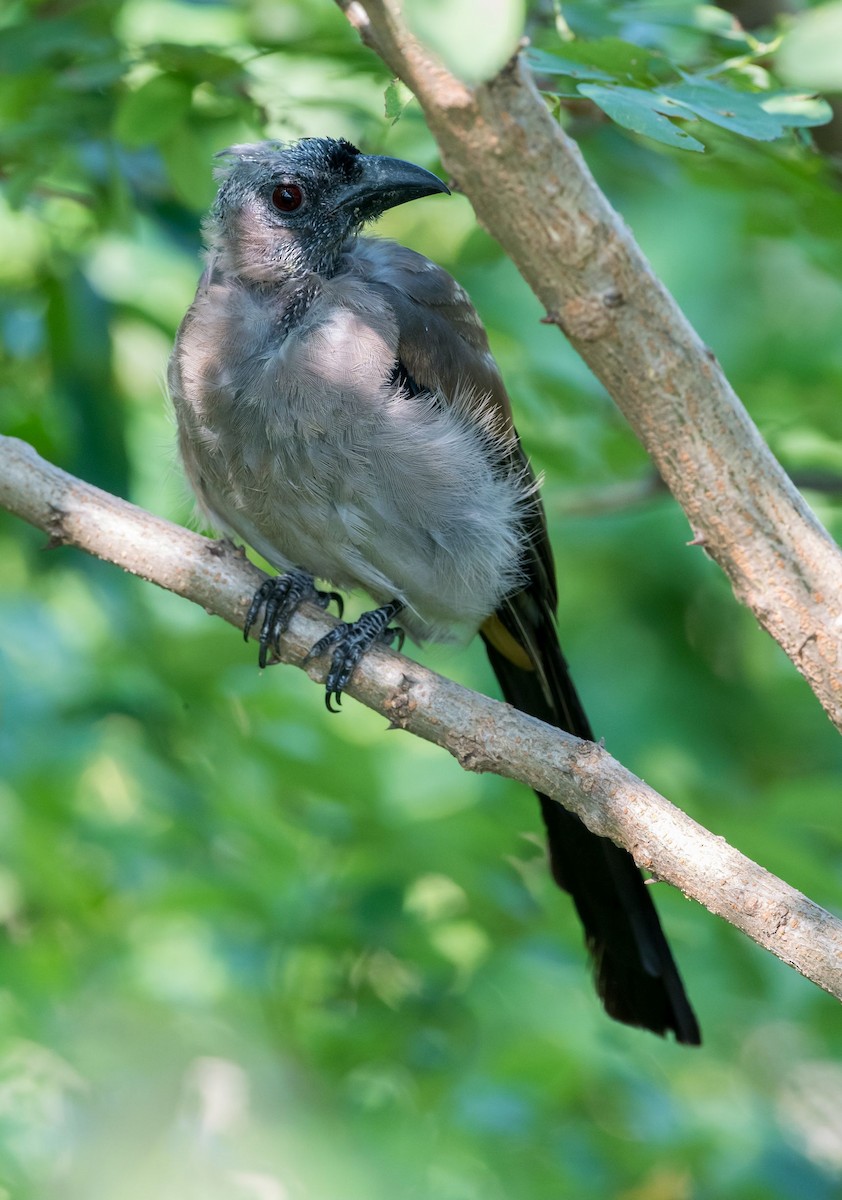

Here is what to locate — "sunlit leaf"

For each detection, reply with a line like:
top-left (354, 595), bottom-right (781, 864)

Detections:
top-left (760, 91), bottom-right (834, 129)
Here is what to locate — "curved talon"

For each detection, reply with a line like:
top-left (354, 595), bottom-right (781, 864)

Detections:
top-left (244, 578), bottom-right (276, 642)
top-left (385, 626), bottom-right (405, 653)
top-left (320, 591), bottom-right (344, 619)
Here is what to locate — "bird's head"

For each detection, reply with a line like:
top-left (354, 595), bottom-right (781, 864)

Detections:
top-left (205, 136), bottom-right (450, 282)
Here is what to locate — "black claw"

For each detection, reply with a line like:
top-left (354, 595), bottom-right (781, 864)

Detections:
top-left (244, 570), bottom-right (344, 666)
top-left (306, 600), bottom-right (404, 710)
top-left (326, 591), bottom-right (344, 619)
top-left (311, 588), bottom-right (344, 618)
top-left (244, 579), bottom-right (273, 642)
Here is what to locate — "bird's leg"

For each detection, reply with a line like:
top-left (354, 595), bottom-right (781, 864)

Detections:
top-left (306, 600), bottom-right (405, 712)
top-left (244, 569), bottom-right (344, 669)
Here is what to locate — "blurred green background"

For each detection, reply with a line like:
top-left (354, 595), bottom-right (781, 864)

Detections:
top-left (2, 0), bottom-right (842, 1196)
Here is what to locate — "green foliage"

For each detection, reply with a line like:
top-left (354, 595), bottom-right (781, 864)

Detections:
top-left (527, 4), bottom-right (832, 152)
top-left (777, 0), bottom-right (842, 92)
top-left (2, 0), bottom-right (842, 1197)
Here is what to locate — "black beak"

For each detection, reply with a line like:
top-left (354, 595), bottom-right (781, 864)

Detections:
top-left (341, 154), bottom-right (450, 221)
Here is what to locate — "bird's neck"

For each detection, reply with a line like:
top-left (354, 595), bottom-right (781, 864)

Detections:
top-left (209, 212), bottom-right (352, 284)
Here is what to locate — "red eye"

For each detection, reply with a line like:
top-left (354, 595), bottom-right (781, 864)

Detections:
top-left (271, 184), bottom-right (303, 212)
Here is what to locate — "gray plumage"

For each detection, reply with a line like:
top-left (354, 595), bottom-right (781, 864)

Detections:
top-left (169, 138), bottom-right (531, 644)
top-left (169, 137), bottom-right (700, 1044)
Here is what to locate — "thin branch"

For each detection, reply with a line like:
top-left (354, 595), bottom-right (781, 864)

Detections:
top-left (335, 0), bottom-right (842, 732)
top-left (2, 433), bottom-right (840, 1003)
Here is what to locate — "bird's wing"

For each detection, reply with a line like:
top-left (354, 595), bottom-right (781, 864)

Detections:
top-left (352, 238), bottom-right (514, 401)
top-left (352, 237), bottom-right (559, 631)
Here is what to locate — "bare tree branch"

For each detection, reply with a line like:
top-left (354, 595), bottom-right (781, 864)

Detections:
top-left (335, 0), bottom-right (842, 731)
top-left (2, 433), bottom-right (840, 1003)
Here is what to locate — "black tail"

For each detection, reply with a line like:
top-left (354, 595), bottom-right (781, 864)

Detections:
top-left (482, 598), bottom-right (700, 1045)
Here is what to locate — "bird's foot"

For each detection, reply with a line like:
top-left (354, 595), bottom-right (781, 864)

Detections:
top-left (245, 570), bottom-right (343, 668)
top-left (306, 600), bottom-right (404, 712)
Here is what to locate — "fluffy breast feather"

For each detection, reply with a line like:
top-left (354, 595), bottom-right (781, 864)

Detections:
top-left (170, 263), bottom-right (532, 642)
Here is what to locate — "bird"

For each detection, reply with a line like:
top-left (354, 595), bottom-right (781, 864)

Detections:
top-left (169, 136), bottom-right (701, 1044)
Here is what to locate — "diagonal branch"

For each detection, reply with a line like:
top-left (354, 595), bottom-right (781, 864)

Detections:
top-left (2, 433), bottom-right (840, 1003)
top-left (335, 0), bottom-right (842, 731)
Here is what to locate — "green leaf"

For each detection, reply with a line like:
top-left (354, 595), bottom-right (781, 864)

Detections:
top-left (662, 79), bottom-right (831, 139)
top-left (160, 122), bottom-right (217, 210)
top-left (759, 91), bottom-right (833, 130)
top-left (113, 74), bottom-right (193, 148)
top-left (526, 38), bottom-right (668, 86)
top-left (776, 0), bottom-right (842, 93)
top-left (57, 60), bottom-right (128, 92)
top-left (525, 48), bottom-right (615, 82)
top-left (384, 79), bottom-right (411, 125)
top-left (578, 83), bottom-right (705, 151)
top-left (660, 79), bottom-right (783, 140)
top-left (573, 75), bottom-right (830, 151)
top-left (0, 16), bottom-right (117, 75)
top-left (147, 43), bottom-right (248, 87)
top-left (384, 81), bottom-right (402, 121)
top-left (612, 2), bottom-right (750, 43)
